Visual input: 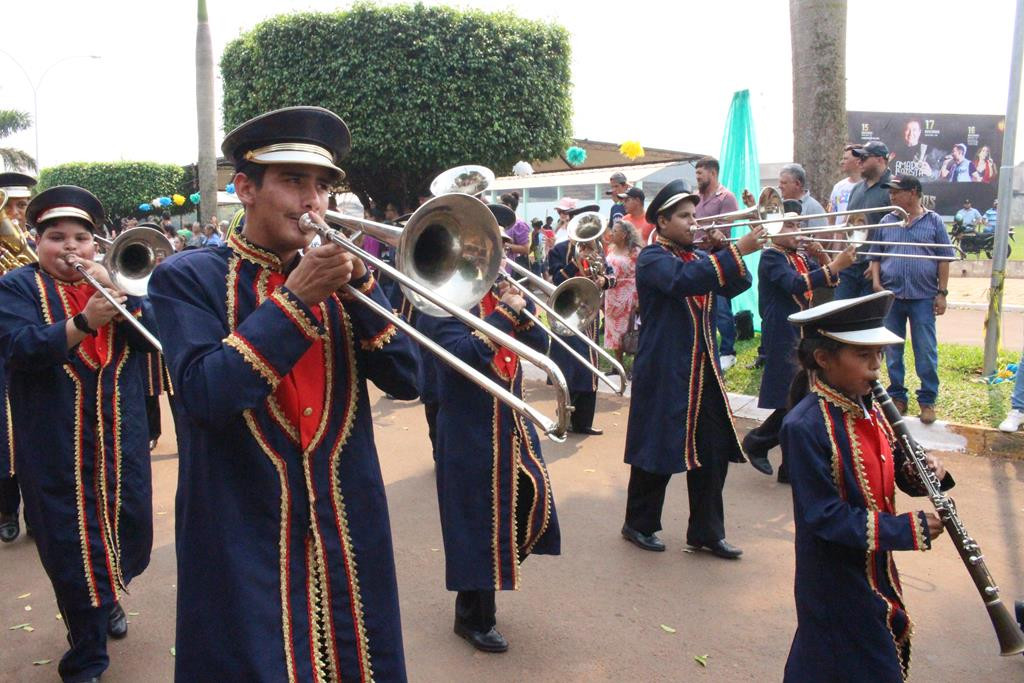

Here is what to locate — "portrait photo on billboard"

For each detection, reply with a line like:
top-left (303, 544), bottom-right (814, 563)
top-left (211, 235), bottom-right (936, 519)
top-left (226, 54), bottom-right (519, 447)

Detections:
top-left (847, 111), bottom-right (1005, 215)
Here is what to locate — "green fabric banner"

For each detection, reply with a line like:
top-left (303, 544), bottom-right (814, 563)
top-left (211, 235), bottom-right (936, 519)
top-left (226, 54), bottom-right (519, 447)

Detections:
top-left (718, 90), bottom-right (762, 331)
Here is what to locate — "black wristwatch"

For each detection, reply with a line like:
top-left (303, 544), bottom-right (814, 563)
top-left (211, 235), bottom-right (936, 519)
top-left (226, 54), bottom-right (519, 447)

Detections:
top-left (936, 289), bottom-right (948, 297)
top-left (73, 313), bottom-right (97, 336)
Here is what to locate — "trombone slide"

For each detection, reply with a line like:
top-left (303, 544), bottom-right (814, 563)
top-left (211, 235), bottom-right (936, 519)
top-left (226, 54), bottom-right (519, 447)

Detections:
top-left (68, 260), bottom-right (163, 353)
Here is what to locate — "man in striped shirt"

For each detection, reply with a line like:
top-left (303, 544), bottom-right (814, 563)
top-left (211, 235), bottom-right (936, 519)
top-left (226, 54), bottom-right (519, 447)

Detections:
top-left (866, 174), bottom-right (953, 425)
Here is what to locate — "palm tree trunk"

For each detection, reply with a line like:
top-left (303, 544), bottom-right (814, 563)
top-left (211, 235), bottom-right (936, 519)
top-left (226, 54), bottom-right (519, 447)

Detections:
top-left (789, 0), bottom-right (847, 203)
top-left (196, 0), bottom-right (218, 224)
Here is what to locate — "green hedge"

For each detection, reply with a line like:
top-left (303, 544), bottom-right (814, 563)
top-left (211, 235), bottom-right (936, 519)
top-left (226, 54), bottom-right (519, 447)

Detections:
top-left (39, 161), bottom-right (188, 226)
top-left (221, 3), bottom-right (572, 208)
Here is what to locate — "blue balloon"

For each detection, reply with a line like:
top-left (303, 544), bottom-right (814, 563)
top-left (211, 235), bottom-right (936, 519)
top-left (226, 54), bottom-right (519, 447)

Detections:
top-left (226, 183), bottom-right (236, 194)
top-left (139, 203), bottom-right (152, 212)
top-left (160, 197), bottom-right (172, 207)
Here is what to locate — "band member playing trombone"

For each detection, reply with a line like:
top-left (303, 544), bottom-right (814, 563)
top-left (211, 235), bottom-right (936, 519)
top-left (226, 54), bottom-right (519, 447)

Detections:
top-left (621, 180), bottom-right (762, 558)
top-left (742, 200), bottom-right (855, 481)
top-left (0, 186), bottom-right (154, 682)
top-left (0, 171), bottom-right (36, 543)
top-left (419, 279), bottom-right (560, 653)
top-left (545, 214), bottom-right (613, 435)
top-left (149, 107), bottom-right (420, 682)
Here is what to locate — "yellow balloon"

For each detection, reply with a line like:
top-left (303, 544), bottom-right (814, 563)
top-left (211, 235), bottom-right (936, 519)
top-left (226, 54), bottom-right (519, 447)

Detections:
top-left (172, 194), bottom-right (186, 206)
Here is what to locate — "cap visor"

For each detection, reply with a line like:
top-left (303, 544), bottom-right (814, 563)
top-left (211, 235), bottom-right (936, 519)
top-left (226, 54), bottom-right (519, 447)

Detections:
top-left (248, 150), bottom-right (345, 179)
top-left (3, 187), bottom-right (32, 198)
top-left (821, 327), bottom-right (904, 346)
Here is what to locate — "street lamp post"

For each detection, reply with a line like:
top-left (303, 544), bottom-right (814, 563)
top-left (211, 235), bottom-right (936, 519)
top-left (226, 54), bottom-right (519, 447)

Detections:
top-left (0, 51), bottom-right (100, 169)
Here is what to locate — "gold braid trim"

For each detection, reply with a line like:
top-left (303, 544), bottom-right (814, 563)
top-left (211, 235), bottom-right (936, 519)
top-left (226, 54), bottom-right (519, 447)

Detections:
top-left (224, 333), bottom-right (280, 388)
top-left (708, 253), bottom-right (726, 287)
top-left (508, 430), bottom-right (521, 590)
top-left (110, 349), bottom-right (130, 588)
top-left (34, 271), bottom-right (54, 324)
top-left (910, 512), bottom-right (928, 551)
top-left (64, 366), bottom-right (100, 607)
top-left (867, 510), bottom-right (879, 552)
top-left (337, 273), bottom-right (377, 301)
top-left (819, 398), bottom-right (846, 500)
top-left (494, 303), bottom-right (519, 326)
top-left (728, 243), bottom-right (747, 276)
top-left (517, 413), bottom-right (553, 558)
top-left (490, 397), bottom-right (502, 589)
top-left (473, 329), bottom-right (499, 352)
top-left (243, 412), bottom-right (298, 682)
top-left (359, 323), bottom-right (397, 351)
top-left (226, 255), bottom-right (241, 331)
top-left (4, 390), bottom-right (14, 476)
top-left (271, 288), bottom-right (323, 341)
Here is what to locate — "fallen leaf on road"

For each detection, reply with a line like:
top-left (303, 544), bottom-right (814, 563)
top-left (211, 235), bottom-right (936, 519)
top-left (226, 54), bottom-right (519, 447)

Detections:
top-left (32, 659), bottom-right (51, 666)
top-left (156, 511), bottom-right (167, 516)
top-left (17, 593), bottom-right (30, 599)
top-left (583, 468), bottom-right (596, 473)
top-left (24, 605), bottom-right (31, 611)
top-left (8, 623), bottom-right (30, 630)
top-left (694, 654), bottom-right (709, 668)
top-left (612, 411), bottom-right (621, 416)
top-left (128, 611), bottom-right (140, 616)
top-left (681, 547), bottom-right (694, 553)
top-left (430, 548), bottom-right (439, 552)
top-left (170, 646), bottom-right (176, 657)
top-left (660, 624), bottom-right (676, 633)
top-left (55, 614), bottom-right (62, 620)
top-left (22, 625), bottom-right (34, 632)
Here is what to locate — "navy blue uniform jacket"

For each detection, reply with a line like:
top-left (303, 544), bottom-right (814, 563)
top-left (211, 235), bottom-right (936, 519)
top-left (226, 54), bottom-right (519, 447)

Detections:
top-left (0, 265), bottom-right (154, 612)
top-left (420, 297), bottom-right (560, 591)
top-left (624, 241), bottom-right (750, 474)
top-left (149, 233), bottom-right (419, 683)
top-left (545, 240), bottom-right (613, 393)
top-left (756, 248), bottom-right (837, 409)
top-left (780, 379), bottom-right (950, 682)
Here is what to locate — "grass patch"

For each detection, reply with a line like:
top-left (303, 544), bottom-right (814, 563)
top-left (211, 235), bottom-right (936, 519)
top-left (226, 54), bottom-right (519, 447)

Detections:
top-left (722, 333), bottom-right (1019, 427)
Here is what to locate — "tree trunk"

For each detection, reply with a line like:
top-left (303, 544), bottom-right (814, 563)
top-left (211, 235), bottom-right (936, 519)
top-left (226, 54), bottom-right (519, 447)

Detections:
top-left (196, 0), bottom-right (218, 224)
top-left (789, 0), bottom-right (847, 204)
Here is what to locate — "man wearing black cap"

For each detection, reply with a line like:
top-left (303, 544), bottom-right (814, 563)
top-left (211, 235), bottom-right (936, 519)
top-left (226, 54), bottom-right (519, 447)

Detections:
top-left (149, 106), bottom-right (420, 681)
top-left (0, 185), bottom-right (155, 682)
top-left (866, 174), bottom-right (953, 425)
top-left (0, 172), bottom-right (37, 543)
top-left (621, 179), bottom-right (763, 558)
top-left (836, 141), bottom-right (894, 300)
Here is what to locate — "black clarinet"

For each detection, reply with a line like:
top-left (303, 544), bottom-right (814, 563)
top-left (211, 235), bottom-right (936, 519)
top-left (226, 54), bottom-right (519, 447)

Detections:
top-left (871, 380), bottom-right (1024, 656)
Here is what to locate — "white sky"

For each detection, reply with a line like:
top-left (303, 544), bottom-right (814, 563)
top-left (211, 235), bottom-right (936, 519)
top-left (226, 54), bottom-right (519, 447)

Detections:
top-left (1, 0), bottom-right (1022, 172)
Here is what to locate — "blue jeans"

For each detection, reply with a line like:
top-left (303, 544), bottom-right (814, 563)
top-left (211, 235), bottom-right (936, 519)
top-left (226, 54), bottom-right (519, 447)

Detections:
top-left (715, 295), bottom-right (735, 356)
top-left (883, 298), bottom-right (939, 405)
top-left (1012, 352), bottom-right (1024, 410)
top-left (834, 262), bottom-right (874, 300)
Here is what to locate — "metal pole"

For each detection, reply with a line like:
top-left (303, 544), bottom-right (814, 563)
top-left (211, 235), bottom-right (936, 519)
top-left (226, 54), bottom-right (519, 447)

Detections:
top-left (982, 0), bottom-right (1024, 377)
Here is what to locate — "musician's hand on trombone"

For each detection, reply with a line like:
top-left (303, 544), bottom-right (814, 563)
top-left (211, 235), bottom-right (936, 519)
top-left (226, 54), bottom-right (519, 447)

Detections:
top-left (829, 244), bottom-right (858, 272)
top-left (67, 255), bottom-right (117, 291)
top-left (497, 280), bottom-right (526, 314)
top-left (734, 224), bottom-right (766, 256)
top-left (705, 228), bottom-right (726, 253)
top-left (285, 242), bottom-right (363, 307)
top-left (741, 189), bottom-right (756, 208)
top-left (83, 288), bottom-right (127, 327)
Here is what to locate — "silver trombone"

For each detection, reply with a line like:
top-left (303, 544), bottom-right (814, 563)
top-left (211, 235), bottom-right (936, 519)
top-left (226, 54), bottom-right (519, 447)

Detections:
top-left (66, 226), bottom-right (172, 352)
top-left (797, 235), bottom-right (964, 261)
top-left (500, 258), bottom-right (627, 395)
top-left (299, 194), bottom-right (572, 441)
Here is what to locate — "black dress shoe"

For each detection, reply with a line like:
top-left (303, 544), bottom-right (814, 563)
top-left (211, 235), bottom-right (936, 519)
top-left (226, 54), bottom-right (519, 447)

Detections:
top-left (621, 524), bottom-right (665, 552)
top-left (108, 603), bottom-right (128, 639)
top-left (688, 539), bottom-right (743, 559)
top-left (0, 513), bottom-right (19, 543)
top-left (454, 621), bottom-right (508, 653)
top-left (571, 426), bottom-right (603, 436)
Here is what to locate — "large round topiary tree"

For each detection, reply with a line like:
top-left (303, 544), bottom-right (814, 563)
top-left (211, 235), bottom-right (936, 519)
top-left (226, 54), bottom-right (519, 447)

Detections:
top-left (220, 3), bottom-right (572, 210)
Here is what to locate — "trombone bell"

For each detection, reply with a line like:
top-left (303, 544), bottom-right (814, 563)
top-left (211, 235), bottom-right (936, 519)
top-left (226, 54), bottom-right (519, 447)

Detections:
top-left (102, 227), bottom-right (174, 296)
top-left (429, 165), bottom-right (495, 197)
top-left (549, 276), bottom-right (602, 336)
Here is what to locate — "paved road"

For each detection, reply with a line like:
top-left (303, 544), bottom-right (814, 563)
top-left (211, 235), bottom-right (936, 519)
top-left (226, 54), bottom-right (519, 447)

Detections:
top-left (2, 389), bottom-right (1022, 681)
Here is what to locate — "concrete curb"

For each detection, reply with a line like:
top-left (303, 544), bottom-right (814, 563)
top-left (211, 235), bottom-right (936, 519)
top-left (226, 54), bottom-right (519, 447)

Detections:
top-left (522, 365), bottom-right (1023, 459)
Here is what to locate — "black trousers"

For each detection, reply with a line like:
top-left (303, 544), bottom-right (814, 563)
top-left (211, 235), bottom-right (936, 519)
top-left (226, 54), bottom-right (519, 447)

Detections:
top-left (570, 390), bottom-right (597, 431)
top-left (423, 401), bottom-right (439, 461)
top-left (0, 474), bottom-right (20, 516)
top-left (455, 590), bottom-right (496, 631)
top-left (741, 407), bottom-right (787, 457)
top-left (145, 395), bottom-right (161, 442)
top-left (624, 381), bottom-right (732, 544)
top-left (58, 602), bottom-right (114, 682)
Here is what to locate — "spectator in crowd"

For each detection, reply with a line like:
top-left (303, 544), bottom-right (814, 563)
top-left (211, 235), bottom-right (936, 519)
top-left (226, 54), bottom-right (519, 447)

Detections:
top-left (529, 218), bottom-right (547, 275)
top-left (173, 229), bottom-right (189, 252)
top-left (828, 144), bottom-right (862, 227)
top-left (160, 212), bottom-right (175, 235)
top-left (940, 143), bottom-right (975, 182)
top-left (778, 163), bottom-right (826, 229)
top-left (499, 191), bottom-right (531, 271)
top-left (607, 171), bottom-right (630, 226)
top-left (867, 174), bottom-right (953, 425)
top-left (187, 221), bottom-right (205, 248)
top-left (999, 348), bottom-right (1024, 432)
top-left (695, 156), bottom-right (741, 371)
top-left (552, 196), bottom-right (578, 244)
top-left (972, 145), bottom-right (997, 183)
top-left (837, 141), bottom-right (894, 299)
top-left (955, 199), bottom-right (982, 229)
top-left (603, 219), bottom-right (643, 367)
top-left (982, 199), bottom-right (998, 234)
top-left (618, 187), bottom-right (653, 244)
top-left (205, 221), bottom-right (225, 247)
